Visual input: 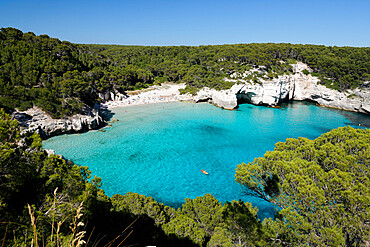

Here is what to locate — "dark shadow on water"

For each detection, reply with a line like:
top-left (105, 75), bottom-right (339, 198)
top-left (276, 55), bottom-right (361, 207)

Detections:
top-left (340, 112), bottom-right (370, 128)
top-left (313, 125), bottom-right (333, 134)
top-left (241, 189), bottom-right (278, 220)
top-left (238, 100), bottom-right (316, 111)
top-left (319, 106), bottom-right (370, 128)
top-left (240, 101), bottom-right (370, 128)
top-left (280, 101), bottom-right (316, 109)
top-left (128, 152), bottom-right (141, 161)
top-left (195, 123), bottom-right (226, 136)
top-left (166, 202), bottom-right (184, 209)
top-left (257, 204), bottom-right (278, 220)
top-left (98, 106), bottom-right (115, 121)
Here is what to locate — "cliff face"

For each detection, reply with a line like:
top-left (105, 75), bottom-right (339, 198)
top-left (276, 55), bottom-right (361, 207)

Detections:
top-left (193, 62), bottom-right (370, 114)
top-left (13, 106), bottom-right (105, 139)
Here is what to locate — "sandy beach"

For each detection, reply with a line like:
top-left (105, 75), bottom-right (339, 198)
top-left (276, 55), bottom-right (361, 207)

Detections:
top-left (101, 83), bottom-right (188, 109)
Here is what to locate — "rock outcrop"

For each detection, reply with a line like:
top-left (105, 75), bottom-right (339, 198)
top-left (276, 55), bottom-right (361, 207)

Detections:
top-left (98, 90), bottom-right (127, 102)
top-left (194, 84), bottom-right (241, 110)
top-left (193, 62), bottom-right (370, 114)
top-left (13, 106), bottom-right (105, 139)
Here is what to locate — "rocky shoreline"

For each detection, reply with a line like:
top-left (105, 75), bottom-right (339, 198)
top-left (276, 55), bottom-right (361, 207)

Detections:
top-left (12, 106), bottom-right (105, 139)
top-left (12, 63), bottom-right (369, 139)
top-left (189, 62), bottom-right (370, 114)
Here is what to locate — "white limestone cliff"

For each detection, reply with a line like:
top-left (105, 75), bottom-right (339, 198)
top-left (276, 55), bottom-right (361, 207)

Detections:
top-left (194, 84), bottom-right (240, 110)
top-left (193, 62), bottom-right (370, 114)
top-left (13, 106), bottom-right (105, 139)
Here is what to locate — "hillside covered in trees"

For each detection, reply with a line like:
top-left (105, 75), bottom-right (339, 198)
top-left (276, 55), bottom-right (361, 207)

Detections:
top-left (1, 27), bottom-right (369, 118)
top-left (1, 108), bottom-right (369, 246)
top-left (88, 43), bottom-right (370, 93)
top-left (0, 27), bottom-right (154, 118)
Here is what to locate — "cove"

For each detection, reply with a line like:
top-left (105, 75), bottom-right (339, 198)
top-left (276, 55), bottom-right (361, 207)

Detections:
top-left (43, 102), bottom-right (370, 219)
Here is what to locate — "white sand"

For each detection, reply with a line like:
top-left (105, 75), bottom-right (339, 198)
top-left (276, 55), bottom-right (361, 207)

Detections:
top-left (101, 83), bottom-right (187, 109)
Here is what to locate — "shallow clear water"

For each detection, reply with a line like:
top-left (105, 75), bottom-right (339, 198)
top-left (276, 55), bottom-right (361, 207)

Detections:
top-left (43, 102), bottom-right (370, 218)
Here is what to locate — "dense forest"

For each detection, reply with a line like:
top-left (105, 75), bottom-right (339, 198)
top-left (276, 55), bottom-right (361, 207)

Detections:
top-left (1, 109), bottom-right (369, 246)
top-left (0, 27), bottom-right (154, 118)
top-left (1, 27), bottom-right (369, 118)
top-left (87, 43), bottom-right (370, 93)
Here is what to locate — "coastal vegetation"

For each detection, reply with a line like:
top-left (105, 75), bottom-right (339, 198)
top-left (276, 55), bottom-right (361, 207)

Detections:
top-left (236, 127), bottom-right (370, 246)
top-left (1, 27), bottom-right (369, 118)
top-left (1, 108), bottom-right (369, 246)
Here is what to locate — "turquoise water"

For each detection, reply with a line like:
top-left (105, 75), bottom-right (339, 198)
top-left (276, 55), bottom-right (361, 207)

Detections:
top-left (43, 102), bottom-right (370, 218)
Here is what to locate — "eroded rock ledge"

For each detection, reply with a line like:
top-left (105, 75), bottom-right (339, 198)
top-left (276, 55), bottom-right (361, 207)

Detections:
top-left (185, 62), bottom-right (370, 114)
top-left (13, 106), bottom-right (105, 139)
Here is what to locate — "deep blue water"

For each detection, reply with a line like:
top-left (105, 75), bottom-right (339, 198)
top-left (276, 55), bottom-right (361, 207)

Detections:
top-left (43, 102), bottom-right (370, 219)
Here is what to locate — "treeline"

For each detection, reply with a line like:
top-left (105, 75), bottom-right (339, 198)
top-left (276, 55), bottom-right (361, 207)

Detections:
top-left (1, 27), bottom-right (369, 118)
top-left (88, 43), bottom-right (370, 92)
top-left (1, 109), bottom-right (369, 246)
top-left (0, 27), bottom-right (154, 118)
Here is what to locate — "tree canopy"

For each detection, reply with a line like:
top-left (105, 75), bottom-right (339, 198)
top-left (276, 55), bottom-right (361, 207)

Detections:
top-left (0, 27), bottom-right (154, 118)
top-left (235, 126), bottom-right (370, 246)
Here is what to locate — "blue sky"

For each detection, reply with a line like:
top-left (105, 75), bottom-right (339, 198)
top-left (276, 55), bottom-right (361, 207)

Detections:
top-left (0, 0), bottom-right (369, 46)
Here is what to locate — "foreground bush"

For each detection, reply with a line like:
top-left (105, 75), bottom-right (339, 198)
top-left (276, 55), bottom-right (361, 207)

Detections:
top-left (236, 126), bottom-right (370, 246)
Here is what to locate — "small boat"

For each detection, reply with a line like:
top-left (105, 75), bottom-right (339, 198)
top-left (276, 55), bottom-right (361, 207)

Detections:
top-left (201, 169), bottom-right (208, 175)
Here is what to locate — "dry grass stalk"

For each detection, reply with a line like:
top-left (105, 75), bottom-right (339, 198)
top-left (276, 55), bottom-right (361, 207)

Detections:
top-left (70, 201), bottom-right (86, 247)
top-left (4, 188), bottom-right (87, 247)
top-left (56, 221), bottom-right (62, 246)
top-left (1, 223), bottom-right (8, 247)
top-left (27, 204), bottom-right (38, 247)
top-left (105, 216), bottom-right (139, 247)
top-left (13, 229), bottom-right (17, 246)
top-left (50, 187), bottom-right (58, 244)
top-left (116, 230), bottom-right (133, 247)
